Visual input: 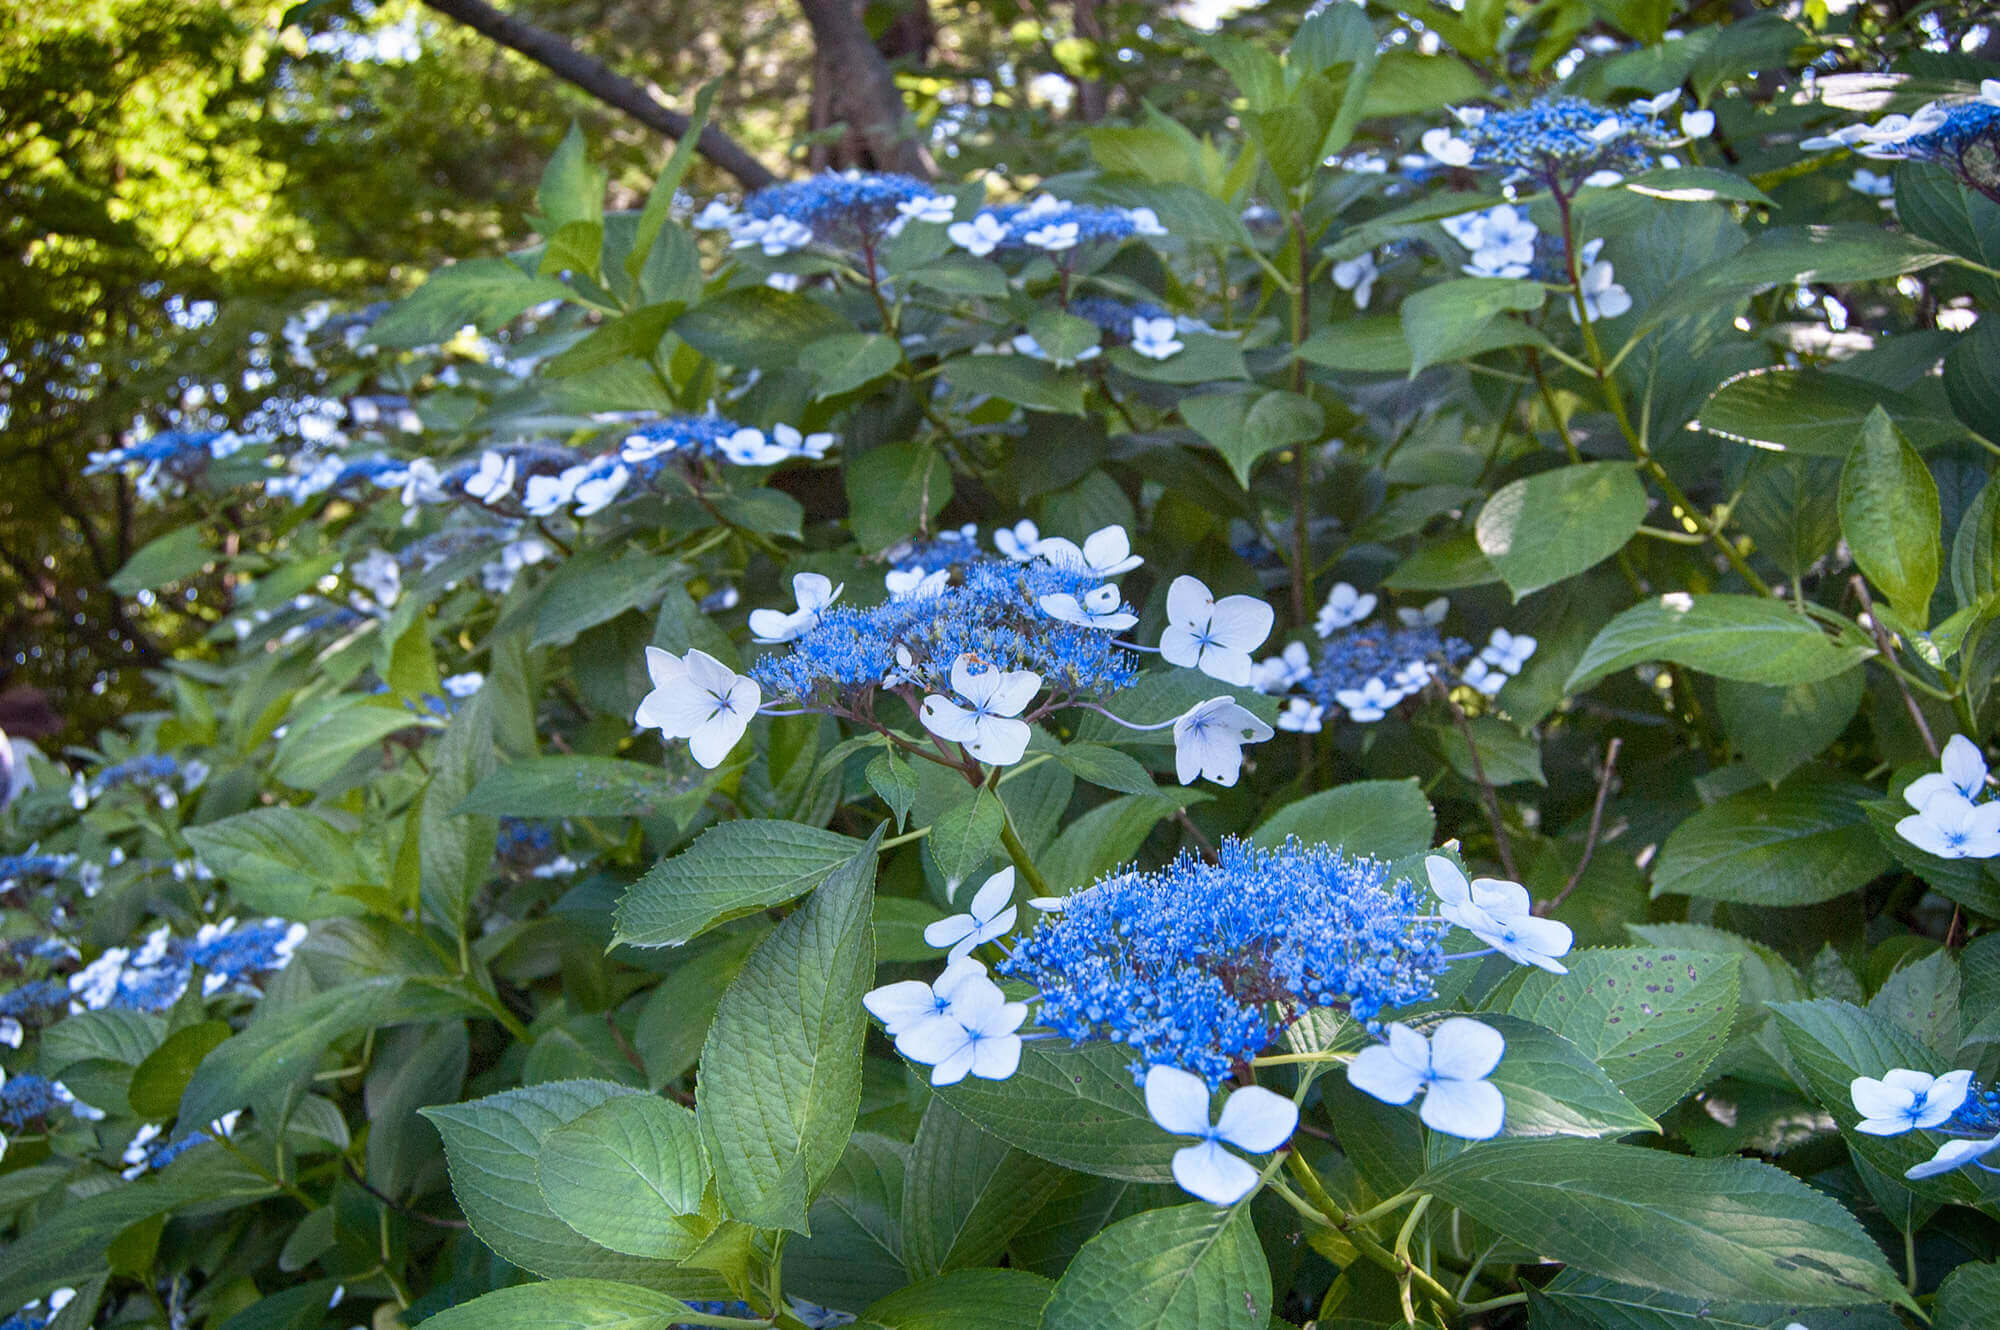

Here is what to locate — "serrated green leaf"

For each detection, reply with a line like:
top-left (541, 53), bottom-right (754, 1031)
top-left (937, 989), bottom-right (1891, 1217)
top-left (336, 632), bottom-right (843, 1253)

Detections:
top-left (1500, 948), bottom-right (1740, 1114)
top-left (934, 1041), bottom-right (1178, 1182)
top-left (1565, 595), bottom-right (1868, 692)
top-left (902, 1099), bottom-right (1068, 1279)
top-left (863, 1269), bottom-right (1055, 1330)
top-left (696, 827), bottom-right (881, 1232)
top-left (1840, 407), bottom-right (1941, 624)
top-left (1419, 1138), bottom-right (1909, 1307)
top-left (614, 820), bottom-right (863, 949)
top-left (1651, 780), bottom-right (1890, 906)
top-left (1252, 779), bottom-right (1434, 860)
top-left (1039, 1201), bottom-right (1270, 1330)
top-left (457, 756), bottom-right (690, 818)
top-left (1475, 463), bottom-right (1648, 600)
top-left (537, 1094), bottom-right (710, 1260)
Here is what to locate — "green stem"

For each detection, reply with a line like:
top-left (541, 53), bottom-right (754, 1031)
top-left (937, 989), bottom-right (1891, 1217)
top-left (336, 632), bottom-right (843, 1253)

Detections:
top-left (1550, 184), bottom-right (1773, 598)
top-left (997, 810), bottom-right (1054, 900)
top-left (879, 825), bottom-right (932, 850)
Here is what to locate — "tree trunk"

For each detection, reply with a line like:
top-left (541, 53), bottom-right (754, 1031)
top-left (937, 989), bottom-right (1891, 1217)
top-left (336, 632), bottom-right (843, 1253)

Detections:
top-left (797, 0), bottom-right (935, 177)
top-left (1071, 0), bottom-right (1109, 122)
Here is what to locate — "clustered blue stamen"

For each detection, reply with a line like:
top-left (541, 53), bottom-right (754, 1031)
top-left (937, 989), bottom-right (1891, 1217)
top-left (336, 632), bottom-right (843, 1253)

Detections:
top-left (70, 919), bottom-right (304, 1012)
top-left (739, 171), bottom-right (942, 249)
top-left (1309, 625), bottom-right (1471, 709)
top-left (1943, 1083), bottom-right (2000, 1136)
top-left (749, 555), bottom-right (1140, 707)
top-left (1454, 97), bottom-right (1668, 185)
top-left (84, 430), bottom-right (233, 475)
top-left (92, 755), bottom-right (180, 791)
top-left (968, 199), bottom-right (1155, 250)
top-left (0, 980), bottom-right (70, 1020)
top-left (885, 526), bottom-right (981, 574)
top-left (1068, 296), bottom-right (1170, 336)
top-left (1000, 837), bottom-right (1449, 1088)
top-left (0, 1073), bottom-right (78, 1128)
top-left (1891, 102), bottom-right (2000, 194)
top-left (618, 413), bottom-right (756, 467)
top-left (0, 854), bottom-right (75, 887)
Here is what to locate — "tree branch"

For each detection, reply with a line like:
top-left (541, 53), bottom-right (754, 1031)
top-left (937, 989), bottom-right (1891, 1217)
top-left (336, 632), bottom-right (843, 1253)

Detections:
top-left (795, 0), bottom-right (935, 177)
top-left (418, 0), bottom-right (781, 191)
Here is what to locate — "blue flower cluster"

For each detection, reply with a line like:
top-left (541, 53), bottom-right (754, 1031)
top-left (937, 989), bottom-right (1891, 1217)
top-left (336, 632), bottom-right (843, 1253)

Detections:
top-left (1000, 837), bottom-right (1448, 1086)
top-left (619, 413), bottom-right (753, 464)
top-left (884, 525), bottom-right (982, 574)
top-left (0, 854), bottom-right (74, 889)
top-left (1069, 295), bottom-right (1170, 334)
top-left (84, 429), bottom-right (242, 479)
top-left (1803, 93), bottom-right (2000, 202)
top-left (1438, 97), bottom-right (1671, 187)
top-left (750, 555), bottom-right (1140, 706)
top-left (948, 197), bottom-right (1167, 258)
top-left (68, 918), bottom-right (307, 1013)
top-left (1309, 624), bottom-right (1471, 709)
top-left (739, 171), bottom-right (944, 249)
top-left (0, 1073), bottom-right (82, 1128)
top-left (0, 980), bottom-right (71, 1022)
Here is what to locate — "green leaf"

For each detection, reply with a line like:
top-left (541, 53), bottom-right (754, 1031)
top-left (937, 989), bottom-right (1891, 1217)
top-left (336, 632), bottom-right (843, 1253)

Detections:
top-left (109, 525), bottom-right (213, 595)
top-left (271, 700), bottom-right (426, 790)
top-left (614, 820), bottom-right (864, 949)
top-left (1104, 335), bottom-right (1248, 385)
top-left (1530, 1271), bottom-right (1895, 1330)
top-left (1950, 475), bottom-right (2000, 609)
top-left (925, 787), bottom-right (1005, 896)
top-left (1650, 780), bottom-right (1891, 906)
top-left (781, 1133), bottom-right (909, 1310)
top-left (947, 356), bottom-right (1087, 415)
top-left (863, 1269), bottom-right (1055, 1330)
top-left (1251, 779), bottom-right (1434, 861)
top-left (1498, 948), bottom-right (1740, 1115)
top-left (1467, 1014), bottom-right (1659, 1137)
top-left (182, 807), bottom-right (374, 919)
top-left (627, 81), bottom-right (719, 286)
top-left (632, 923), bottom-right (771, 1089)
top-left (934, 1041), bottom-right (1178, 1182)
top-left (40, 1009), bottom-right (164, 1073)
top-left (901, 1099), bottom-right (1069, 1279)
top-left (128, 1021), bottom-right (231, 1120)
top-left (1429, 714), bottom-right (1545, 787)
top-left (1384, 531), bottom-right (1501, 592)
top-left (1944, 318), bottom-right (2000, 441)
top-left (1400, 278), bottom-right (1548, 374)
top-left (1620, 166), bottom-right (1774, 206)
top-left (1026, 311), bottom-right (1102, 366)
top-left (1051, 742), bottom-right (1160, 797)
top-left (867, 751), bottom-right (920, 830)
top-left (1714, 670), bottom-right (1865, 785)
top-left (528, 552), bottom-right (684, 647)
top-left (368, 258), bottom-right (571, 348)
top-left (810, 331), bottom-right (903, 398)
top-left (544, 304), bottom-right (680, 378)
top-left (1038, 1202), bottom-right (1270, 1330)
top-left (1475, 463), bottom-right (1648, 600)
top-left (1840, 407), bottom-right (1942, 624)
top-left (422, 1083), bottom-right (703, 1285)
top-left (1296, 317), bottom-right (1414, 373)
top-left (536, 1094), bottom-right (710, 1260)
top-left (907, 257), bottom-right (1010, 298)
top-left (408, 1279), bottom-right (713, 1330)
top-left (1692, 224), bottom-right (1955, 291)
top-left (846, 442), bottom-right (954, 551)
top-left (1039, 793), bottom-right (1191, 894)
top-left (1699, 369), bottom-right (1963, 455)
top-left (0, 1161), bottom-right (277, 1309)
top-left (1564, 594), bottom-right (1868, 692)
top-left (1419, 1138), bottom-right (1909, 1307)
top-left (1935, 1259), bottom-right (2000, 1330)
top-left (673, 287), bottom-right (852, 371)
top-left (457, 756), bottom-right (691, 818)
top-left (536, 123), bottom-right (606, 234)
top-left (696, 826), bottom-right (881, 1232)
top-left (181, 979), bottom-right (409, 1127)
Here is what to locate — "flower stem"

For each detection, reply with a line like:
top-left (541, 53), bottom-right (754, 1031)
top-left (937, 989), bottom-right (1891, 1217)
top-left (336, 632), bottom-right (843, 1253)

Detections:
top-left (998, 808), bottom-right (1054, 900)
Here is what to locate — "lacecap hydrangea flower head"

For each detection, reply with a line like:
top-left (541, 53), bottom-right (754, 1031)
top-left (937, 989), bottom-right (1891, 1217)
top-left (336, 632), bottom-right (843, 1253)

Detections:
top-left (636, 522), bottom-right (1279, 781)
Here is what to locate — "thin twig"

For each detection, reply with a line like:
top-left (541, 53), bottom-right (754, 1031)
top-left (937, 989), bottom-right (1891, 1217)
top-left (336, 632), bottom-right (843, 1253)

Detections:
top-left (1438, 684), bottom-right (1517, 880)
top-left (1852, 576), bottom-right (1939, 759)
top-left (1541, 737), bottom-right (1621, 916)
top-left (343, 1158), bottom-right (470, 1229)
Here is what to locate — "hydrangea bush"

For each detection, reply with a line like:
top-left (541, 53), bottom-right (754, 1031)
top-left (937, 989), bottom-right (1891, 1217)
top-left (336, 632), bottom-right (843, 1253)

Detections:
top-left (8, 4), bottom-right (2000, 1329)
